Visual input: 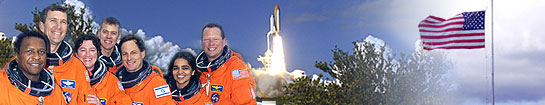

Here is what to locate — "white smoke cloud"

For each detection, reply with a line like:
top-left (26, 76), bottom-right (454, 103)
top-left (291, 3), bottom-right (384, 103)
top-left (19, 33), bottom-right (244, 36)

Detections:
top-left (120, 28), bottom-right (194, 75)
top-left (252, 35), bottom-right (396, 98)
top-left (251, 67), bottom-right (307, 98)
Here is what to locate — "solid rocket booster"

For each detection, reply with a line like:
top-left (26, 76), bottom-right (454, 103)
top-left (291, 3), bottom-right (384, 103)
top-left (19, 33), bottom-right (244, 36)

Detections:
top-left (268, 5), bottom-right (280, 36)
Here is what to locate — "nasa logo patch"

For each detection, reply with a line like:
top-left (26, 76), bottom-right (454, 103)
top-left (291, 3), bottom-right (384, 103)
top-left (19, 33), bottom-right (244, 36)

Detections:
top-left (100, 98), bottom-right (106, 105)
top-left (211, 93), bottom-right (220, 103)
top-left (63, 91), bottom-right (72, 103)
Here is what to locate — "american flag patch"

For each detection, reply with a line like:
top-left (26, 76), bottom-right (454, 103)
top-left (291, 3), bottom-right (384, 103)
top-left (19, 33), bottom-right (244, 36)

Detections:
top-left (232, 69), bottom-right (249, 80)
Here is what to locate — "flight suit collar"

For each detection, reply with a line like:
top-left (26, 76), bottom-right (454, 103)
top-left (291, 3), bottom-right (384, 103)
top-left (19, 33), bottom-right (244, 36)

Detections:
top-left (99, 45), bottom-right (123, 69)
top-left (5, 60), bottom-right (55, 96)
top-left (46, 41), bottom-right (73, 66)
top-left (196, 46), bottom-right (231, 73)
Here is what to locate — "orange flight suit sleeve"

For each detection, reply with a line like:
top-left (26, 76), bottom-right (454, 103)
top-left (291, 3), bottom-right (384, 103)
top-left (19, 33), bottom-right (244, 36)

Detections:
top-left (228, 59), bottom-right (257, 105)
top-left (108, 74), bottom-right (133, 105)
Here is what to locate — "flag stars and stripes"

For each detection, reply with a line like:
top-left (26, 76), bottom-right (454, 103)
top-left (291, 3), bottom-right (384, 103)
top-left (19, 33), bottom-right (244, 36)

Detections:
top-left (418, 10), bottom-right (486, 50)
top-left (462, 11), bottom-right (485, 30)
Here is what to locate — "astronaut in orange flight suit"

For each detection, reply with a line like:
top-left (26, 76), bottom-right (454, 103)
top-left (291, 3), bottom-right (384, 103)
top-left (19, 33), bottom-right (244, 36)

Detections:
top-left (38, 4), bottom-right (95, 105)
top-left (0, 31), bottom-right (67, 105)
top-left (166, 51), bottom-right (213, 105)
top-left (74, 35), bottom-right (133, 105)
top-left (115, 34), bottom-right (174, 105)
top-left (196, 23), bottom-right (257, 105)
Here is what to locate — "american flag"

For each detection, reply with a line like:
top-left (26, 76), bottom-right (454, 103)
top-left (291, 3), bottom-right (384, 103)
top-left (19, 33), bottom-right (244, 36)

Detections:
top-left (418, 11), bottom-right (485, 50)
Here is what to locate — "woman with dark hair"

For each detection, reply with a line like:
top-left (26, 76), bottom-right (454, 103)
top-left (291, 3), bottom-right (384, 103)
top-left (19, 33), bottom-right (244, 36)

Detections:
top-left (166, 51), bottom-right (210, 104)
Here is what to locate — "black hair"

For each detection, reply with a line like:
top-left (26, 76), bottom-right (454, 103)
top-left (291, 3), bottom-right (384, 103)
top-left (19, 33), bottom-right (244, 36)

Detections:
top-left (166, 51), bottom-right (200, 82)
top-left (39, 3), bottom-right (67, 23)
top-left (99, 17), bottom-right (121, 32)
top-left (165, 51), bottom-right (201, 83)
top-left (201, 23), bottom-right (225, 39)
top-left (119, 34), bottom-right (145, 52)
top-left (74, 34), bottom-right (101, 54)
top-left (14, 31), bottom-right (50, 54)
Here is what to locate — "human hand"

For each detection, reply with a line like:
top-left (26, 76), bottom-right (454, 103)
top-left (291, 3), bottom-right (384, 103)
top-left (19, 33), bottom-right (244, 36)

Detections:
top-left (86, 95), bottom-right (102, 105)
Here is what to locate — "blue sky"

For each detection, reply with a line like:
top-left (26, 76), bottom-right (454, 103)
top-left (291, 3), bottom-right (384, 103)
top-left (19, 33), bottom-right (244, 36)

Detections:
top-left (0, 0), bottom-right (409, 75)
top-left (2, 0), bottom-right (545, 104)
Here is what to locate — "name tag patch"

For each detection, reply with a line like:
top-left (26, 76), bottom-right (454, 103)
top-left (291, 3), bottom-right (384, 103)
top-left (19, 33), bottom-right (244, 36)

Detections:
top-left (60, 79), bottom-right (76, 89)
top-left (154, 85), bottom-right (171, 98)
top-left (132, 102), bottom-right (144, 105)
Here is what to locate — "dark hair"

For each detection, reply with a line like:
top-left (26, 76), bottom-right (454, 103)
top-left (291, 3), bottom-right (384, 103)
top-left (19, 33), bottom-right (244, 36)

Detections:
top-left (119, 34), bottom-right (145, 52)
top-left (74, 34), bottom-right (101, 54)
top-left (166, 51), bottom-right (200, 83)
top-left (40, 3), bottom-right (67, 23)
top-left (14, 31), bottom-right (50, 54)
top-left (99, 17), bottom-right (121, 32)
top-left (201, 23), bottom-right (225, 39)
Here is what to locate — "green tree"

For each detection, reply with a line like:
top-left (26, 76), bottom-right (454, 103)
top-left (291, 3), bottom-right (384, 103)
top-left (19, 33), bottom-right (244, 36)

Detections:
top-left (385, 47), bottom-right (453, 105)
top-left (15, 3), bottom-right (96, 45)
top-left (283, 39), bottom-right (395, 105)
top-left (281, 74), bottom-right (342, 105)
top-left (282, 38), bottom-right (453, 105)
top-left (0, 37), bottom-right (13, 67)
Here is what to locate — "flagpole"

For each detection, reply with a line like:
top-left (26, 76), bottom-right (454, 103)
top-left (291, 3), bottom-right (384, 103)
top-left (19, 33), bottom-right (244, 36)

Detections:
top-left (490, 0), bottom-right (495, 105)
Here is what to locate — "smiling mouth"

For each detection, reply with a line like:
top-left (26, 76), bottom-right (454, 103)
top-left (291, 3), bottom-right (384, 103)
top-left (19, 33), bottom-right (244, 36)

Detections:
top-left (82, 58), bottom-right (93, 62)
top-left (53, 32), bottom-right (62, 36)
top-left (29, 62), bottom-right (42, 67)
top-left (105, 40), bottom-right (113, 44)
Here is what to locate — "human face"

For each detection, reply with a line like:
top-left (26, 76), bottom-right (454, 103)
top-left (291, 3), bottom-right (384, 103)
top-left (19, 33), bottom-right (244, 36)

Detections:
top-left (15, 37), bottom-right (47, 81)
top-left (201, 27), bottom-right (226, 61)
top-left (172, 58), bottom-right (194, 88)
top-left (39, 10), bottom-right (67, 48)
top-left (76, 40), bottom-right (98, 71)
top-left (98, 23), bottom-right (120, 51)
top-left (121, 40), bottom-right (145, 72)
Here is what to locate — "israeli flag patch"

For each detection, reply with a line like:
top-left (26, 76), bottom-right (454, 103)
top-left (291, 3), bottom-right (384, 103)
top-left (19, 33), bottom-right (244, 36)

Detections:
top-left (60, 79), bottom-right (76, 89)
top-left (154, 85), bottom-right (171, 98)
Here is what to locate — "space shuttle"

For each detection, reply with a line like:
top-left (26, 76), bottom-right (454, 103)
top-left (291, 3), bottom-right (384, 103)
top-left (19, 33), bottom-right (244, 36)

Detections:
top-left (269, 5), bottom-right (280, 36)
top-left (267, 5), bottom-right (280, 50)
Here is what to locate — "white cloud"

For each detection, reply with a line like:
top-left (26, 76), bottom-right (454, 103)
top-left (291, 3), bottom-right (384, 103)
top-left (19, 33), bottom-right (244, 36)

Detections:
top-left (120, 28), bottom-right (193, 75)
